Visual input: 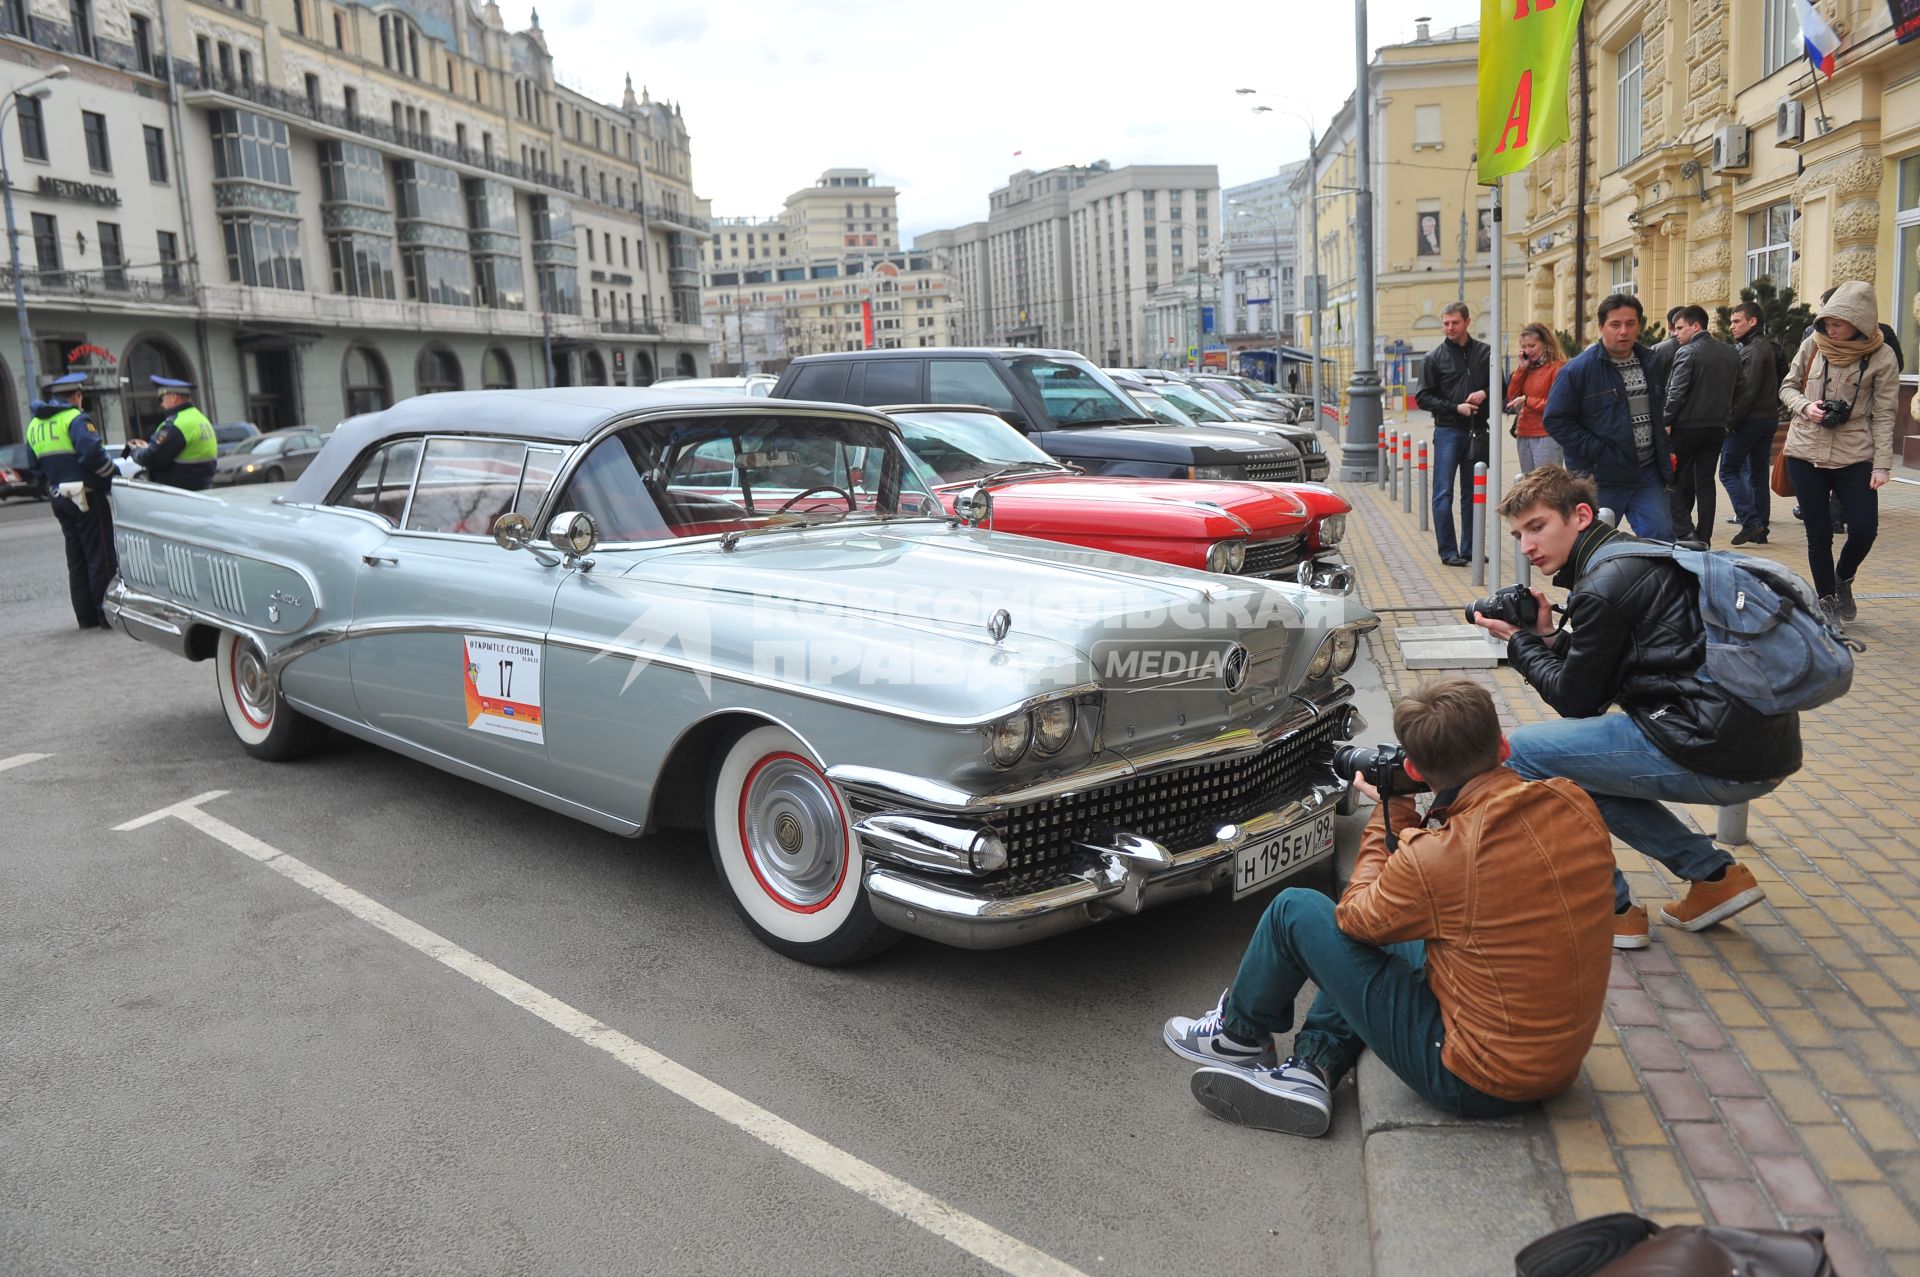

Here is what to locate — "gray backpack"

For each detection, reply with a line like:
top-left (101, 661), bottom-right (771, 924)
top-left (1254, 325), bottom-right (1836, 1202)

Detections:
top-left (1589, 541), bottom-right (1859, 716)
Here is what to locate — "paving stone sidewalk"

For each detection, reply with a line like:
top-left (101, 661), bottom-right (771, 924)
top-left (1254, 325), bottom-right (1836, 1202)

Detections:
top-left (1337, 417), bottom-right (1920, 1277)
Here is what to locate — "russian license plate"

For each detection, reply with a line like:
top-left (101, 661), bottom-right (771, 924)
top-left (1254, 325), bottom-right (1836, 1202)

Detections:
top-left (1232, 813), bottom-right (1335, 899)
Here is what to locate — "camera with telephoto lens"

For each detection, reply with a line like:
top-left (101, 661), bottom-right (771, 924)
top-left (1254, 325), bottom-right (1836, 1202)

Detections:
top-left (1817, 399), bottom-right (1852, 428)
top-left (1465, 583), bottom-right (1540, 628)
top-left (1331, 743), bottom-right (1429, 796)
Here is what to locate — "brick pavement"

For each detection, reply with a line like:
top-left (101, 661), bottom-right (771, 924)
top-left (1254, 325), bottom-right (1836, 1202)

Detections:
top-left (1339, 416), bottom-right (1920, 1276)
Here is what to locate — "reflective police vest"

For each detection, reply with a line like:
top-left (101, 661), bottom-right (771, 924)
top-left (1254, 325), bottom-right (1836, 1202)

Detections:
top-left (26, 407), bottom-right (83, 458)
top-left (168, 405), bottom-right (218, 462)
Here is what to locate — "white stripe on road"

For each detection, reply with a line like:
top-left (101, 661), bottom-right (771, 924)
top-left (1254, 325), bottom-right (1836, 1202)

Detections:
top-left (116, 791), bottom-right (1085, 1277)
top-left (0, 753), bottom-right (53, 773)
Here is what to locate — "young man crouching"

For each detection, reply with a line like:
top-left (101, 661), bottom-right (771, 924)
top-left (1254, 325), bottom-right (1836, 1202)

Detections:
top-left (1161, 679), bottom-right (1616, 1135)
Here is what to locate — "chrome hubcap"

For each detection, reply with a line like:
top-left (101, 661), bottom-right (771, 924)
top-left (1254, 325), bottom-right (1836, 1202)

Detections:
top-left (743, 759), bottom-right (844, 906)
top-left (235, 646), bottom-right (273, 722)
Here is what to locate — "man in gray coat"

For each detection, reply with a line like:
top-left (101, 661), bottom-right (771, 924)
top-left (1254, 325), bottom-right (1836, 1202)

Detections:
top-left (1664, 304), bottom-right (1742, 544)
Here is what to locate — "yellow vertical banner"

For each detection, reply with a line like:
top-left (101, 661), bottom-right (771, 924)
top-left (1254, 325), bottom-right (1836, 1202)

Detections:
top-left (1478, 0), bottom-right (1586, 186)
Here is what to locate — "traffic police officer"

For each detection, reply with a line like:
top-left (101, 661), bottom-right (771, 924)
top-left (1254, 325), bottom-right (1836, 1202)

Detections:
top-left (126, 375), bottom-right (217, 490)
top-left (25, 371), bottom-right (118, 629)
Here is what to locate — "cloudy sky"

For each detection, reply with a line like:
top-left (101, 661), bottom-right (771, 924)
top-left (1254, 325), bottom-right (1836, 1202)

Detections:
top-left (529, 0), bottom-right (1482, 243)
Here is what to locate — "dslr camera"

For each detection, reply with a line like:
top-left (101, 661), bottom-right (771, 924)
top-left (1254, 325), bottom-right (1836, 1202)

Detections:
top-left (1465, 583), bottom-right (1540, 628)
top-left (1331, 743), bottom-right (1429, 796)
top-left (1817, 399), bottom-right (1853, 428)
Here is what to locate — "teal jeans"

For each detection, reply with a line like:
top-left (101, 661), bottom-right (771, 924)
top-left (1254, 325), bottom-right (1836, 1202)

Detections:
top-left (1222, 888), bottom-right (1531, 1119)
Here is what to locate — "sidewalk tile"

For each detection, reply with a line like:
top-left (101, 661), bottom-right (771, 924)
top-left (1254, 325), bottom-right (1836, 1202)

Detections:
top-left (1811, 1228), bottom-right (1888, 1277)
top-left (1583, 1045), bottom-right (1639, 1093)
top-left (1550, 1119), bottom-right (1619, 1175)
top-left (1797, 1125), bottom-right (1883, 1184)
top-left (1742, 972), bottom-right (1803, 1008)
top-left (1672, 1122), bottom-right (1747, 1181)
top-left (1662, 1008), bottom-right (1728, 1050)
top-left (1796, 1049), bottom-right (1879, 1097)
top-left (1720, 1096), bottom-right (1801, 1156)
top-left (1566, 1175), bottom-right (1633, 1219)
top-left (1877, 1012), bottom-right (1920, 1050)
top-left (1769, 1008), bottom-right (1833, 1048)
top-left (1621, 1027), bottom-right (1684, 1073)
top-left (1752, 1155), bottom-right (1842, 1216)
top-left (1620, 1147), bottom-right (1698, 1212)
top-left (1675, 956), bottom-right (1738, 990)
top-left (1728, 1027), bottom-right (1797, 1073)
top-left (1603, 988), bottom-right (1662, 1027)
top-left (1686, 1050), bottom-right (1765, 1099)
top-left (1879, 955), bottom-right (1920, 989)
top-left (1834, 1183), bottom-right (1920, 1251)
top-left (1598, 1092), bottom-right (1668, 1147)
top-left (1761, 1073), bottom-right (1842, 1126)
top-left (1700, 1179), bottom-right (1779, 1229)
top-left (1844, 1028), bottom-right (1910, 1073)
top-left (1645, 1070), bottom-right (1714, 1123)
top-left (1838, 1098), bottom-right (1920, 1153)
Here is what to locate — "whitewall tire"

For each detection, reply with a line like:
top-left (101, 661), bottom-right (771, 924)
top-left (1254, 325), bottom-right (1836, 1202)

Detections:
top-left (215, 630), bottom-right (328, 761)
top-left (707, 723), bottom-right (897, 965)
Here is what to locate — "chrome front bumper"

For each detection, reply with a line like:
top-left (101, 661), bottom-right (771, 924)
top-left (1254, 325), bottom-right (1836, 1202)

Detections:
top-left (1296, 556), bottom-right (1356, 596)
top-left (861, 777), bottom-right (1349, 949)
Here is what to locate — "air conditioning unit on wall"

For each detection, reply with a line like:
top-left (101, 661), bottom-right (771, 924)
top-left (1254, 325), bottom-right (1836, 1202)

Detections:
top-left (1776, 100), bottom-right (1806, 146)
top-left (1713, 125), bottom-right (1751, 172)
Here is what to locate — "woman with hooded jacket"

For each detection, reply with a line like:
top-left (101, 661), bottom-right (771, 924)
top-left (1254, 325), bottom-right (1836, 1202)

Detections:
top-left (1780, 279), bottom-right (1900, 626)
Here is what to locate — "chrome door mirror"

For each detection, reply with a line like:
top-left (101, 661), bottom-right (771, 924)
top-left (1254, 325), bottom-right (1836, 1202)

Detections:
top-left (952, 486), bottom-right (993, 529)
top-left (493, 511), bottom-right (534, 550)
top-left (546, 510), bottom-right (599, 569)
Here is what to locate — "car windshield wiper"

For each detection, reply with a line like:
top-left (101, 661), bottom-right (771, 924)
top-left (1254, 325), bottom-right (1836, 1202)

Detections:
top-left (1056, 416), bottom-right (1157, 427)
top-left (968, 460), bottom-right (1077, 484)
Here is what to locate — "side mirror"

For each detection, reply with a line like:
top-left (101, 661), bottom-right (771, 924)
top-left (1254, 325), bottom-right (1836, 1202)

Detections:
top-left (953, 486), bottom-right (993, 529)
top-left (493, 511), bottom-right (534, 551)
top-left (547, 509), bottom-right (599, 557)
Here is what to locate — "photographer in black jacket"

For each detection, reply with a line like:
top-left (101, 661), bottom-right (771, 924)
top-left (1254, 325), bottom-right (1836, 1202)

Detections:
top-left (1472, 465), bottom-right (1801, 951)
top-left (1414, 302), bottom-right (1491, 568)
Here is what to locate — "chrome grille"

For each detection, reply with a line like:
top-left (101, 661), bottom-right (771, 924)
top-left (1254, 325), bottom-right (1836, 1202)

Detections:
top-left (989, 715), bottom-right (1342, 880)
top-left (1244, 454), bottom-right (1303, 483)
top-left (1242, 535), bottom-right (1307, 579)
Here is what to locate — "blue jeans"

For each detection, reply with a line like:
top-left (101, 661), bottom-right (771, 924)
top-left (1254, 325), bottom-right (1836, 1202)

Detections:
top-left (1596, 466), bottom-right (1673, 540)
top-left (1431, 426), bottom-right (1475, 559)
top-left (1222, 889), bottom-right (1531, 1118)
top-left (1720, 417), bottom-right (1775, 532)
top-left (1507, 715), bottom-right (1779, 911)
top-left (1786, 458), bottom-right (1878, 598)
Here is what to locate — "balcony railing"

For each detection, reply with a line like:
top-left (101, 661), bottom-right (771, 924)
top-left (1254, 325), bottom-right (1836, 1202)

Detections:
top-left (598, 318), bottom-right (662, 336)
top-left (5, 263), bottom-right (198, 304)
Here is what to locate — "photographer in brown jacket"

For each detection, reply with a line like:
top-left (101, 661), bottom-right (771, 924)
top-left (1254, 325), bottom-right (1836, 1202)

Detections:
top-left (1161, 679), bottom-right (1616, 1136)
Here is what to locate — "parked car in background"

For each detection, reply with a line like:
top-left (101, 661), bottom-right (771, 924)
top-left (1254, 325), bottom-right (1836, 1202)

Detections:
top-left (773, 347), bottom-right (1309, 484)
top-left (1109, 371), bottom-right (1331, 483)
top-left (104, 387), bottom-right (1376, 964)
top-left (210, 427), bottom-right (327, 485)
top-left (0, 441), bottom-right (49, 500)
top-left (655, 374), bottom-right (777, 397)
top-left (213, 422), bottom-right (262, 456)
top-left (882, 405), bottom-right (1352, 592)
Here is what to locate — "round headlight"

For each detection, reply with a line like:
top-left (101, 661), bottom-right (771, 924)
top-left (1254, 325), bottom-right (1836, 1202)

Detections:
top-left (1317, 514), bottom-right (1347, 548)
top-left (1206, 539), bottom-right (1247, 573)
top-left (1307, 635), bottom-right (1335, 681)
top-left (989, 713), bottom-right (1033, 767)
top-left (1331, 626), bottom-right (1360, 672)
top-left (1033, 699), bottom-right (1076, 755)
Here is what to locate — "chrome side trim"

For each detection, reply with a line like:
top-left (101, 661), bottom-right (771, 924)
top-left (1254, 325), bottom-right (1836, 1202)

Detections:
top-left (852, 814), bottom-right (990, 877)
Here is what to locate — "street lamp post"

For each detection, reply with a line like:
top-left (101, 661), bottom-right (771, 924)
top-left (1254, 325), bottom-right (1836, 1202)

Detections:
top-left (0, 67), bottom-right (70, 398)
top-left (1237, 90), bottom-right (1325, 428)
top-left (1341, 0), bottom-right (1383, 482)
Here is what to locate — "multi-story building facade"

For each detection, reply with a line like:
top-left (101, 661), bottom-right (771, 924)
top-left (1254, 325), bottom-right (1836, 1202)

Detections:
top-left (1217, 166), bottom-right (1303, 359)
top-left (1291, 21), bottom-right (1527, 406)
top-left (0, 0), bottom-right (707, 447)
top-left (698, 168), bottom-right (949, 371)
top-left (917, 162), bottom-right (1220, 366)
top-left (1518, 0), bottom-right (1920, 460)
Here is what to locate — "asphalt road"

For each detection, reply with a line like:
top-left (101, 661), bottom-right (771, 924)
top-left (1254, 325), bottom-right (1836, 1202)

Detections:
top-left (0, 492), bottom-right (1371, 1276)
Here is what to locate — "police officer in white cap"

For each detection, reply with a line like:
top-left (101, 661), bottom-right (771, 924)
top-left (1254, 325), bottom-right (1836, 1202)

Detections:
top-left (125, 375), bottom-right (218, 490)
top-left (25, 371), bottom-right (117, 628)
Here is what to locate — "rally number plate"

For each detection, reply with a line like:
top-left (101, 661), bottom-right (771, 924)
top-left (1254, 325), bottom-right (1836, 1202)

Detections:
top-left (1231, 813), bottom-right (1336, 900)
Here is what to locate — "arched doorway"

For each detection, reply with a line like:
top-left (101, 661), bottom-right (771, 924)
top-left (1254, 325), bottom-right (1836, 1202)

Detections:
top-left (342, 345), bottom-right (393, 416)
top-left (416, 344), bottom-right (464, 395)
top-left (633, 351), bottom-right (655, 386)
top-left (675, 351), bottom-right (697, 377)
top-left (482, 347), bottom-right (515, 389)
top-left (551, 348), bottom-right (575, 387)
top-left (122, 335), bottom-right (196, 439)
top-left (581, 349), bottom-right (608, 385)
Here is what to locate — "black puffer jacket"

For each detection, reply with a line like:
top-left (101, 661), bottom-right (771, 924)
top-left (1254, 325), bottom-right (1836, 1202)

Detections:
top-left (1508, 522), bottom-right (1802, 782)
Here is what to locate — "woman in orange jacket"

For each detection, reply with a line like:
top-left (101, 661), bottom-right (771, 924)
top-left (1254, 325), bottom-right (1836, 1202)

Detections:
top-left (1506, 323), bottom-right (1566, 473)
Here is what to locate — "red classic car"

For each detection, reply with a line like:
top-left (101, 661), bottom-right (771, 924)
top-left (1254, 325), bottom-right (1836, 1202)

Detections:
top-left (883, 406), bottom-right (1353, 592)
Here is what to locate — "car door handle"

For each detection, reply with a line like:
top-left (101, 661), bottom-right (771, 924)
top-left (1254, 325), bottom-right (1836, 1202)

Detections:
top-left (362, 553), bottom-right (398, 566)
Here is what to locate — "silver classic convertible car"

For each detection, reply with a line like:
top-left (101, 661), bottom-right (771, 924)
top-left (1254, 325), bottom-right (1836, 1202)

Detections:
top-left (105, 389), bottom-right (1376, 964)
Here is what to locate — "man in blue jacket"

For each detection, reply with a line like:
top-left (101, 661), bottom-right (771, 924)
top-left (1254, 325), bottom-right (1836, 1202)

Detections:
top-left (1542, 293), bottom-right (1674, 540)
top-left (24, 371), bottom-right (118, 628)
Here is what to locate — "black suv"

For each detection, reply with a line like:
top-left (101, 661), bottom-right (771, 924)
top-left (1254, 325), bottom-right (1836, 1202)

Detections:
top-left (771, 348), bottom-right (1305, 483)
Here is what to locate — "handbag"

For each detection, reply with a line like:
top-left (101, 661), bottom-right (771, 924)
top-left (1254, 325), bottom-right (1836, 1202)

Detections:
top-left (1770, 444), bottom-right (1794, 498)
top-left (1514, 1212), bottom-right (1835, 1277)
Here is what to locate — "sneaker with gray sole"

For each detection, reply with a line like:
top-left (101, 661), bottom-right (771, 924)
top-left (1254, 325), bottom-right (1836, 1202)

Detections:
top-left (1190, 1057), bottom-right (1333, 1137)
top-left (1162, 988), bottom-right (1269, 1067)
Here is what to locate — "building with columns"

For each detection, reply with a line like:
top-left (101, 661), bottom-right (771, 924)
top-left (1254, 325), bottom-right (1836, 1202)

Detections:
top-left (1517, 0), bottom-right (1920, 459)
top-left (0, 0), bottom-right (708, 447)
top-left (1217, 165), bottom-right (1304, 365)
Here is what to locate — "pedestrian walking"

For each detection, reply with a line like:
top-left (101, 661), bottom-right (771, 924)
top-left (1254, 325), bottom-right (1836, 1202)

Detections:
top-left (1542, 293), bottom-right (1675, 539)
top-left (1663, 305), bottom-right (1740, 545)
top-left (1721, 301), bottom-right (1780, 545)
top-left (1287, 366), bottom-right (1300, 395)
top-left (1648, 305), bottom-right (1685, 384)
top-left (1779, 280), bottom-right (1899, 626)
top-left (124, 376), bottom-right (218, 490)
top-left (1505, 323), bottom-right (1566, 473)
top-left (24, 372), bottom-right (118, 630)
top-left (1414, 301), bottom-right (1491, 567)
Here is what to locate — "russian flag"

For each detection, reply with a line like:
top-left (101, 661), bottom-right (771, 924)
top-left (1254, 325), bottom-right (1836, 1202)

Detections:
top-left (1796, 0), bottom-right (1840, 78)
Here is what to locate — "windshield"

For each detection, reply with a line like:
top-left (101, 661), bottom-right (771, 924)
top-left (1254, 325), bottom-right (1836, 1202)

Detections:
top-left (1154, 381), bottom-right (1235, 424)
top-left (888, 409), bottom-right (1060, 486)
top-left (1198, 380), bottom-right (1249, 403)
top-left (1005, 355), bottom-right (1149, 426)
top-left (1128, 390), bottom-right (1198, 428)
top-left (557, 413), bottom-right (938, 542)
top-left (234, 435), bottom-right (287, 456)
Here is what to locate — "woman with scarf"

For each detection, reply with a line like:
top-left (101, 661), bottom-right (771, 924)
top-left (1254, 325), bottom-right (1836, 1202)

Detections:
top-left (1504, 323), bottom-right (1566, 473)
top-left (1780, 280), bottom-right (1900, 627)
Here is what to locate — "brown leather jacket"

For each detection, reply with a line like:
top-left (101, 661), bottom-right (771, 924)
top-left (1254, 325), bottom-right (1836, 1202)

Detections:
top-left (1336, 766), bottom-right (1615, 1102)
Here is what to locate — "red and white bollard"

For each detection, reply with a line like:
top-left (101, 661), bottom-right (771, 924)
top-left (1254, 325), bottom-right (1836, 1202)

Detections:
top-left (1401, 433), bottom-right (1413, 513)
top-left (1470, 462), bottom-right (1489, 587)
top-left (1417, 441), bottom-right (1430, 532)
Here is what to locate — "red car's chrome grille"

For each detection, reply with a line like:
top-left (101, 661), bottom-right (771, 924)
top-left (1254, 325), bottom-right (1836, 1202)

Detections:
top-left (1242, 534), bottom-right (1307, 579)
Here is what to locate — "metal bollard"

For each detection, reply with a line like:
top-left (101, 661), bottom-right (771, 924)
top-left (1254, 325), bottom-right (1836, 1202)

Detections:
top-left (1417, 441), bottom-right (1430, 531)
top-left (1470, 462), bottom-right (1488, 587)
top-left (1388, 429), bottom-right (1399, 500)
top-left (1512, 480), bottom-right (1531, 588)
top-left (1716, 802), bottom-right (1750, 846)
top-left (1401, 433), bottom-right (1413, 513)
top-left (1377, 426), bottom-right (1388, 489)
